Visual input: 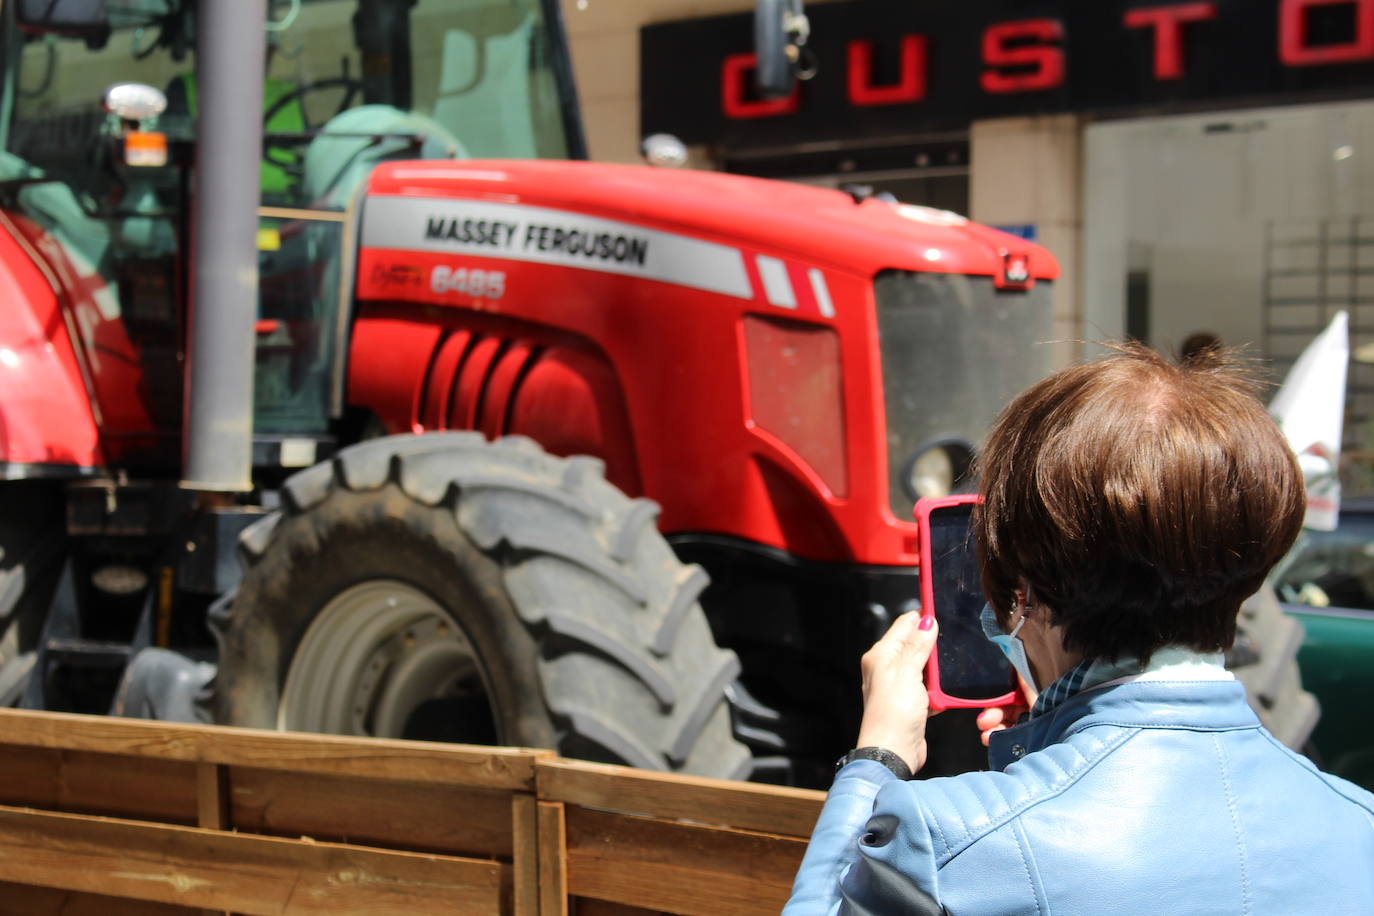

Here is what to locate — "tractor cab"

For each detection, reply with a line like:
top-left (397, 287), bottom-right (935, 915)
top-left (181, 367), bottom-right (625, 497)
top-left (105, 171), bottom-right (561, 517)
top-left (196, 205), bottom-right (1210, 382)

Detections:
top-left (0, 0), bottom-right (582, 470)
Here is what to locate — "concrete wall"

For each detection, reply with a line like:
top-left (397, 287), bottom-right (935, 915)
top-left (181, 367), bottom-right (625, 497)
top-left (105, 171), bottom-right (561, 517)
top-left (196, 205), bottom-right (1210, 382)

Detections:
top-left (560, 0), bottom-right (756, 164)
top-left (969, 115), bottom-right (1085, 368)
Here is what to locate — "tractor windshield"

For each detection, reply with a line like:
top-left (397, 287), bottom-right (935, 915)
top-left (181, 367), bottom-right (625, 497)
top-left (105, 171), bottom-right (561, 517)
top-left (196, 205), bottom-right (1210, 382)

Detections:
top-left (0, 0), bottom-right (581, 455)
top-left (874, 270), bottom-right (1054, 519)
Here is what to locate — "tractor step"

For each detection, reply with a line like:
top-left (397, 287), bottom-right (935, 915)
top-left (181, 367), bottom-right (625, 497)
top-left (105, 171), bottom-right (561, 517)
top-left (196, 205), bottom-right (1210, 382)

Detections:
top-left (20, 557), bottom-right (152, 713)
top-left (42, 639), bottom-right (135, 668)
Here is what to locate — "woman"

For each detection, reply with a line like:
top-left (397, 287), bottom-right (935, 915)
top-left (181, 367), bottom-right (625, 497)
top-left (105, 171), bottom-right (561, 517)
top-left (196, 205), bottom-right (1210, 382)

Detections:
top-left (786, 345), bottom-right (1374, 915)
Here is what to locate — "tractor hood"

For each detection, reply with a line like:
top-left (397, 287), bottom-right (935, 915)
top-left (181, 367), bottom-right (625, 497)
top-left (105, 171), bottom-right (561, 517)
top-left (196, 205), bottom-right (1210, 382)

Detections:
top-left (362, 159), bottom-right (1058, 283)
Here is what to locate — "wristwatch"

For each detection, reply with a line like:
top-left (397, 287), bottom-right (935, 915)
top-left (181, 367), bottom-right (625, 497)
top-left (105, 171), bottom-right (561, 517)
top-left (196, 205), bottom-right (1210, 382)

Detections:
top-left (835, 746), bottom-right (913, 781)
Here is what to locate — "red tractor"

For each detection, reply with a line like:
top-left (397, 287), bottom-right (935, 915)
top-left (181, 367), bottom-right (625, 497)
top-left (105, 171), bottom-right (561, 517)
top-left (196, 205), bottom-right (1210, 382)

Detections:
top-left (0, 0), bottom-right (1312, 787)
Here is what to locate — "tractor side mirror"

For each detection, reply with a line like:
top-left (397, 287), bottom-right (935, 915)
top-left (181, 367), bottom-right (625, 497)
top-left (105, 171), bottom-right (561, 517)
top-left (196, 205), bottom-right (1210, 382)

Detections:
top-left (753, 0), bottom-right (812, 99)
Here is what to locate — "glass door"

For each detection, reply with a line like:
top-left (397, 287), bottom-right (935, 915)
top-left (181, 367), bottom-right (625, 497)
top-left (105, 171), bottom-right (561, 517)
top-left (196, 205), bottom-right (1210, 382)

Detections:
top-left (1083, 99), bottom-right (1374, 493)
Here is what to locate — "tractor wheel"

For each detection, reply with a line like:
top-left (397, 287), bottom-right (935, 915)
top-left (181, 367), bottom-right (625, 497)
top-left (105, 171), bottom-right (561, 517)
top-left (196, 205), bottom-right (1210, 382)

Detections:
top-left (209, 433), bottom-right (751, 779)
top-left (0, 482), bottom-right (65, 706)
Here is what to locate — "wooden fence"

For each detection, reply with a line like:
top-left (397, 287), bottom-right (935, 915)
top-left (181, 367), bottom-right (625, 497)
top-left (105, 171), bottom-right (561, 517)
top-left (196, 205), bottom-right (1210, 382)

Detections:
top-left (0, 709), bottom-right (824, 915)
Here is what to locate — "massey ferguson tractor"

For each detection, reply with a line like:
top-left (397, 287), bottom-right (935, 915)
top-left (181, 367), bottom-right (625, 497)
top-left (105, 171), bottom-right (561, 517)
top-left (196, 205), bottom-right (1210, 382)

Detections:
top-left (0, 0), bottom-right (1314, 788)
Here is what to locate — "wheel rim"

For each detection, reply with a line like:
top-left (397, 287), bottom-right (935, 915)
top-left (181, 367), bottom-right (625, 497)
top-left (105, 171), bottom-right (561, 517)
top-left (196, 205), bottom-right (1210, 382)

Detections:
top-left (279, 580), bottom-right (499, 743)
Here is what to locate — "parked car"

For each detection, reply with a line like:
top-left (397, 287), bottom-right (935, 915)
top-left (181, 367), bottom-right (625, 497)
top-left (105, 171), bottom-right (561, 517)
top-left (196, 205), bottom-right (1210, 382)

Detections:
top-left (1273, 497), bottom-right (1374, 790)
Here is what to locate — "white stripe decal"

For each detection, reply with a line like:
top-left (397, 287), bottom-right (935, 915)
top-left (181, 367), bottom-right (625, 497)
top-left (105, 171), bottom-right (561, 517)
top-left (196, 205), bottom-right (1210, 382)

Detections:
top-left (756, 255), bottom-right (796, 309)
top-left (360, 195), bottom-right (752, 299)
top-left (809, 268), bottom-right (835, 318)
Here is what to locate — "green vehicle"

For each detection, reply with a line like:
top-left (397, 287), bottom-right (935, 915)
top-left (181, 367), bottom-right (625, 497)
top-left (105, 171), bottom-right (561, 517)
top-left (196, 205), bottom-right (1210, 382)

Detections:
top-left (1275, 498), bottom-right (1374, 791)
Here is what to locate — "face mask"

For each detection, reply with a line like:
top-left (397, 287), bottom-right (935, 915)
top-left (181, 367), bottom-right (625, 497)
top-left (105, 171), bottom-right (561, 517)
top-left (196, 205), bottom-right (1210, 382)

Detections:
top-left (980, 602), bottom-right (1038, 694)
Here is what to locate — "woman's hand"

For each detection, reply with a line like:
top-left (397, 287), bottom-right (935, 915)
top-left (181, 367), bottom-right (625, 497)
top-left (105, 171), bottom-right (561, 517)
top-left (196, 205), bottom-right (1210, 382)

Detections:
top-left (975, 676), bottom-right (1033, 747)
top-left (975, 704), bottom-right (1022, 747)
top-left (855, 612), bottom-right (939, 774)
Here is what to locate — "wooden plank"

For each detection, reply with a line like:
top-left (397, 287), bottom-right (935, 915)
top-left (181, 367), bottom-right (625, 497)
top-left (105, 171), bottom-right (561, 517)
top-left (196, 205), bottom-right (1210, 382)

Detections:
top-left (538, 801), bottom-right (568, 916)
top-left (571, 900), bottom-right (669, 916)
top-left (0, 804), bottom-right (506, 915)
top-left (563, 807), bottom-right (806, 915)
top-left (196, 764), bottom-right (230, 830)
top-left (0, 880), bottom-right (198, 915)
top-left (230, 766), bottom-right (516, 857)
top-left (536, 758), bottom-right (823, 838)
top-left (512, 794), bottom-right (540, 916)
top-left (0, 745), bottom-right (197, 825)
top-left (0, 707), bottom-right (544, 790)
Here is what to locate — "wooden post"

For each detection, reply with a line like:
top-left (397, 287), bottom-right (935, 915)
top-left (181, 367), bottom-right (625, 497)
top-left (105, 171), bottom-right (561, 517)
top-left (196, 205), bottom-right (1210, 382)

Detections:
top-left (197, 763), bottom-right (230, 916)
top-left (512, 793), bottom-right (540, 916)
top-left (196, 763), bottom-right (231, 830)
top-left (537, 801), bottom-right (568, 916)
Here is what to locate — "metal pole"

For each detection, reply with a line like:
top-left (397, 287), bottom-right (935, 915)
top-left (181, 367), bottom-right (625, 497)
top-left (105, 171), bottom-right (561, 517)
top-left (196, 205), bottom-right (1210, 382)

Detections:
top-left (182, 0), bottom-right (267, 491)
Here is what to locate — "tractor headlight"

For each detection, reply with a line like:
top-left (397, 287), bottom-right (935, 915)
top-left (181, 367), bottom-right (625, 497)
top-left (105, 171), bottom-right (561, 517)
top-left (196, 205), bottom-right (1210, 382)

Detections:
top-left (901, 440), bottom-right (973, 501)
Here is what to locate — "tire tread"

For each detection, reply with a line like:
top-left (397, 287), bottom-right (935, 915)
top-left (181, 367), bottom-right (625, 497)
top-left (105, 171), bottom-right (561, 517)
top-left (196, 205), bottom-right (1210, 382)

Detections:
top-left (221, 434), bottom-right (747, 778)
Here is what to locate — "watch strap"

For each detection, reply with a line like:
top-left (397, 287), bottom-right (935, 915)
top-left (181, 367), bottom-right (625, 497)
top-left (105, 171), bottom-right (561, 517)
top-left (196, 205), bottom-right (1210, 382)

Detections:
top-left (835, 746), bottom-right (913, 780)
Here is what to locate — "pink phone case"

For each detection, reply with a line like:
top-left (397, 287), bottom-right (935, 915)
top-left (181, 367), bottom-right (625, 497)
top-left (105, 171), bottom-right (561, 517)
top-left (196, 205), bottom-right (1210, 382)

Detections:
top-left (914, 494), bottom-right (1020, 712)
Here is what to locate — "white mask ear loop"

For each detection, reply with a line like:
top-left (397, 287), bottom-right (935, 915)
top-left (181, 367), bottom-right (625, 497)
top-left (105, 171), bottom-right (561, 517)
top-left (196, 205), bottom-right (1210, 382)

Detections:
top-left (1007, 612), bottom-right (1027, 639)
top-left (979, 601), bottom-right (1039, 694)
top-left (1012, 586), bottom-right (1035, 632)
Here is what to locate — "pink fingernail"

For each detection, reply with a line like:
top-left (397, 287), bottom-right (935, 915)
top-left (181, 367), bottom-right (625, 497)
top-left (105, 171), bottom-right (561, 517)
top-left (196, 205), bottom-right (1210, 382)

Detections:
top-left (918, 616), bottom-right (934, 631)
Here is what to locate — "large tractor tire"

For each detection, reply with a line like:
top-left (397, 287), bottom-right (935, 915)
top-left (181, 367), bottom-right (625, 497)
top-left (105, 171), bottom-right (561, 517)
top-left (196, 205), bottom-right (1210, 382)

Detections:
top-left (209, 433), bottom-right (751, 779)
top-left (0, 482), bottom-right (65, 706)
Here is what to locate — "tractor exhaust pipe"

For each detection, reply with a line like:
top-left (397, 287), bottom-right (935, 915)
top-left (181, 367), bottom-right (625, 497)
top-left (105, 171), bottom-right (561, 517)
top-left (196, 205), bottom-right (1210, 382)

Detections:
top-left (181, 0), bottom-right (268, 491)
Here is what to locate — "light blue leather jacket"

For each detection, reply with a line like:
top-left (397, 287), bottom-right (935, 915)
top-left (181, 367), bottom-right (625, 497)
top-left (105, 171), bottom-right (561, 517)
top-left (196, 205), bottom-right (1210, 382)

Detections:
top-left (786, 679), bottom-right (1374, 915)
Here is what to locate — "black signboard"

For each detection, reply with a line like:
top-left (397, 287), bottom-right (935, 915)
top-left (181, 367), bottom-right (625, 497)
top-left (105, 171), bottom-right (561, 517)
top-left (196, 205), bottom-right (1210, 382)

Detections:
top-left (641, 0), bottom-right (1374, 148)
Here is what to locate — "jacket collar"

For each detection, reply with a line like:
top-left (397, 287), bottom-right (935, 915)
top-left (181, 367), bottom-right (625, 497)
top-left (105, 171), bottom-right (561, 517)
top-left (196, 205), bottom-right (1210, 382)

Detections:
top-left (987, 679), bottom-right (1259, 771)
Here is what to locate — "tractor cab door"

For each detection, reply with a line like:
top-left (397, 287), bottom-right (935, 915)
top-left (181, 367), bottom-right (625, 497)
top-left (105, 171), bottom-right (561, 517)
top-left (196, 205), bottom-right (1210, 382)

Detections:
top-left (247, 0), bottom-right (585, 454)
top-left (0, 0), bottom-right (584, 469)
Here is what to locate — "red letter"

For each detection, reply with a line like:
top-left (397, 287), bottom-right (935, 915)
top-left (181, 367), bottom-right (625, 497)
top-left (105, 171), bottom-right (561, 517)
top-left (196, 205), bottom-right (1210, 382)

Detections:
top-left (1280, 0), bottom-right (1374, 66)
top-left (721, 53), bottom-right (799, 119)
top-left (1124, 3), bottom-right (1218, 80)
top-left (981, 20), bottom-right (1066, 94)
top-left (848, 36), bottom-right (928, 106)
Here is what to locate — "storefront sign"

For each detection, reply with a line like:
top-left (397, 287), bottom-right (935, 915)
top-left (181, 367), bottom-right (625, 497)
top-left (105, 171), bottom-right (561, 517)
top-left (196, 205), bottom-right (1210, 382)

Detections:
top-left (641, 0), bottom-right (1374, 147)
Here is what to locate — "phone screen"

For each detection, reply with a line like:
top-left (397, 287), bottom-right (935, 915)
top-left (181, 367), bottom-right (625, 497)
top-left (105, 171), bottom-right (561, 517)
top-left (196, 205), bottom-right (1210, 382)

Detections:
top-left (927, 503), bottom-right (1014, 701)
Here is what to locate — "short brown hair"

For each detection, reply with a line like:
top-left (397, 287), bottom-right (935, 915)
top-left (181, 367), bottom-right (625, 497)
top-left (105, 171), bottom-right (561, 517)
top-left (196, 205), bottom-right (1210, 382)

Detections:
top-left (973, 344), bottom-right (1305, 664)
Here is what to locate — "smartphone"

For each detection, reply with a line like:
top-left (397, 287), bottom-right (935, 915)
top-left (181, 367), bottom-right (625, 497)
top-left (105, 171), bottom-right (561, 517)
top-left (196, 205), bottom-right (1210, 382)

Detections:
top-left (914, 495), bottom-right (1019, 711)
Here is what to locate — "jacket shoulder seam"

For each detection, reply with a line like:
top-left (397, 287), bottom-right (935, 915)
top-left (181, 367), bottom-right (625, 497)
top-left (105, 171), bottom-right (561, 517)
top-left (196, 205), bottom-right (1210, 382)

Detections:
top-left (1009, 810), bottom-right (1045, 915)
top-left (923, 790), bottom-right (953, 852)
top-left (1211, 733), bottom-right (1253, 915)
top-left (938, 727), bottom-right (1139, 864)
top-left (1256, 730), bottom-right (1374, 817)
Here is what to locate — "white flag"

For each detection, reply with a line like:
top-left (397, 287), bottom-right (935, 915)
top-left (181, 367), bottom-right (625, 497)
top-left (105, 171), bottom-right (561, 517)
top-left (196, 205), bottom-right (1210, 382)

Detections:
top-left (1269, 311), bottom-right (1348, 531)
